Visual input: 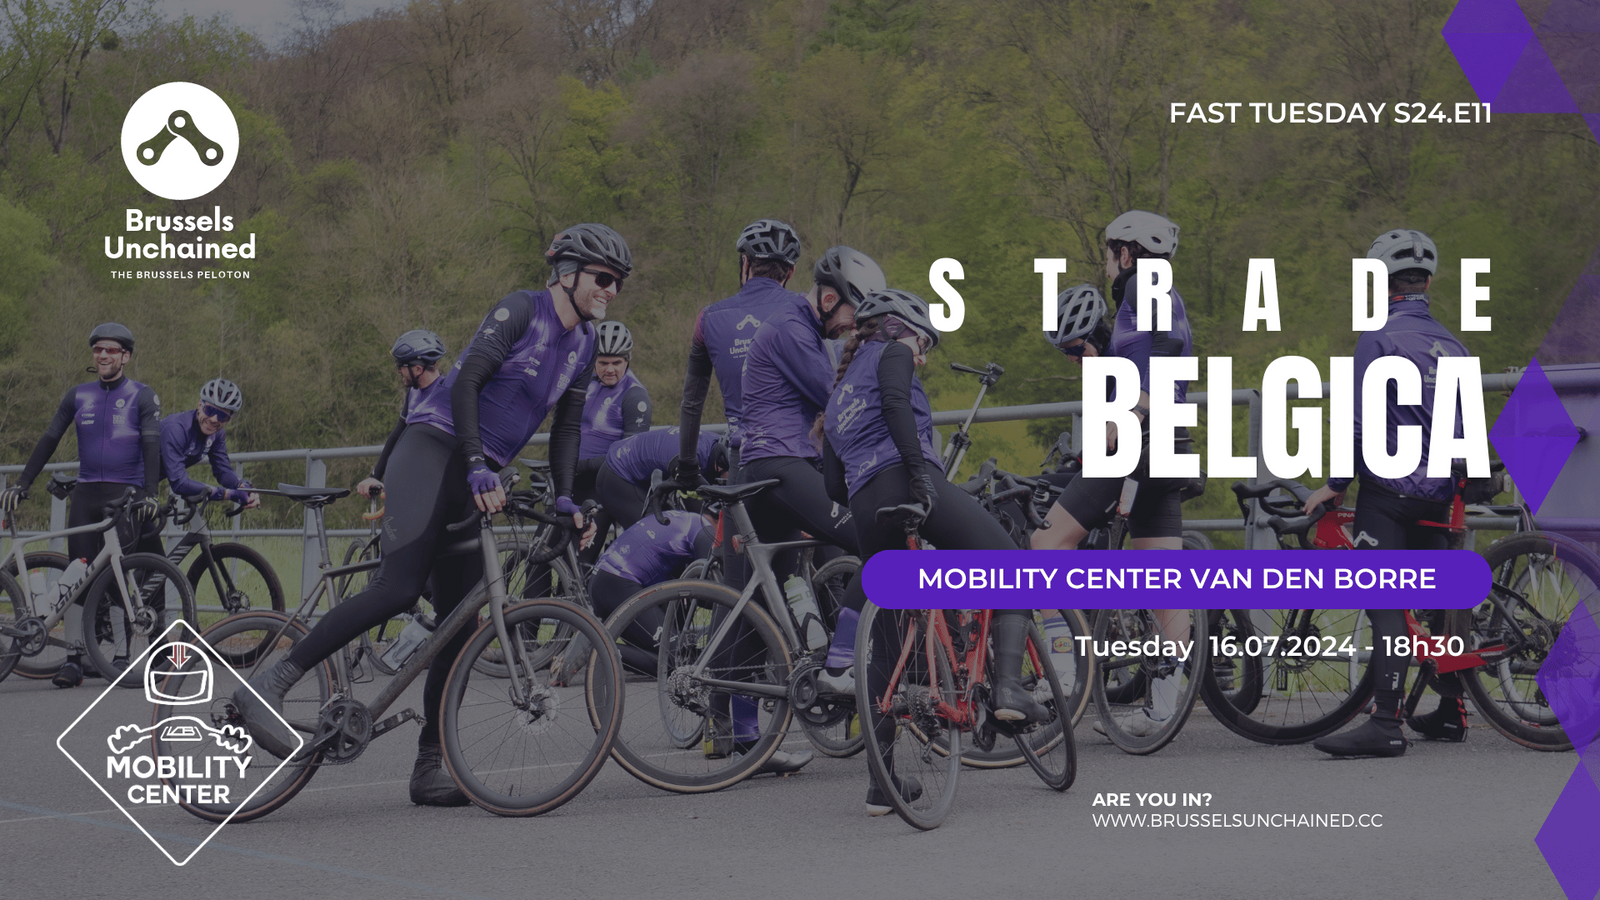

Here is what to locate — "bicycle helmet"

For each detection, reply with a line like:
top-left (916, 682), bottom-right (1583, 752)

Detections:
top-left (855, 289), bottom-right (940, 350)
top-left (199, 377), bottom-right (243, 412)
top-left (1105, 210), bottom-right (1180, 259)
top-left (812, 246), bottom-right (887, 306)
top-left (1047, 283), bottom-right (1107, 347)
top-left (390, 329), bottom-right (447, 368)
top-left (1367, 228), bottom-right (1438, 277)
top-left (735, 219), bottom-right (801, 265)
top-left (703, 438), bottom-right (730, 482)
top-left (88, 322), bottom-right (135, 351)
top-left (545, 223), bottom-right (633, 278)
top-left (595, 321), bottom-right (634, 359)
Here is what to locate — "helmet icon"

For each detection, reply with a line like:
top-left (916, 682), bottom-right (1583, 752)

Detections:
top-left (145, 642), bottom-right (214, 706)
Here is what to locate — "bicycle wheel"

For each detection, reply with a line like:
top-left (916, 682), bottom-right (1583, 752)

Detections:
top-left (4, 551), bottom-right (70, 679)
top-left (595, 579), bottom-right (794, 793)
top-left (855, 603), bottom-right (961, 830)
top-left (188, 542), bottom-right (285, 630)
top-left (961, 608), bottom-right (1093, 769)
top-left (81, 553), bottom-right (197, 687)
top-left (474, 552), bottom-right (583, 678)
top-left (441, 599), bottom-right (623, 815)
top-left (1200, 609), bottom-right (1371, 744)
top-left (157, 612), bottom-right (333, 823)
top-left (794, 555), bottom-right (864, 758)
top-left (1090, 608), bottom-right (1208, 754)
top-left (0, 569), bottom-right (24, 682)
top-left (1014, 620), bottom-right (1076, 791)
top-left (1462, 531), bottom-right (1598, 750)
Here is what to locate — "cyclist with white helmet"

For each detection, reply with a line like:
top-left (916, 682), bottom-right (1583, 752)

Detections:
top-left (356, 329), bottom-right (451, 500)
top-left (161, 378), bottom-right (259, 510)
top-left (1305, 228), bottom-right (1471, 758)
top-left (818, 289), bottom-right (1041, 814)
top-left (1030, 211), bottom-right (1195, 738)
top-left (2, 323), bottom-right (164, 687)
top-left (574, 320), bottom-right (651, 560)
top-left (232, 224), bottom-right (626, 806)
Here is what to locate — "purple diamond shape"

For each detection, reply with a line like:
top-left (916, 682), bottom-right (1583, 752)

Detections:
top-left (1496, 35), bottom-right (1582, 111)
top-left (1541, 0), bottom-right (1600, 31)
top-left (1444, 0), bottom-right (1534, 31)
top-left (1537, 33), bottom-right (1600, 111)
top-left (1537, 603), bottom-right (1600, 758)
top-left (1536, 242), bottom-right (1600, 365)
top-left (1538, 762), bottom-right (1600, 900)
top-left (1491, 358), bottom-right (1582, 513)
top-left (1446, 32), bottom-right (1534, 99)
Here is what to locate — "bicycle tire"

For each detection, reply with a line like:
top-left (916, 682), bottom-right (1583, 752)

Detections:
top-left (855, 603), bottom-right (961, 830)
top-left (81, 553), bottom-right (197, 688)
top-left (441, 599), bottom-right (623, 816)
top-left (797, 555), bottom-right (865, 759)
top-left (595, 579), bottom-right (794, 794)
top-left (1204, 609), bottom-right (1265, 715)
top-left (0, 568), bottom-right (24, 682)
top-left (160, 612), bottom-right (332, 823)
top-left (960, 608), bottom-right (1093, 769)
top-left (1015, 620), bottom-right (1076, 791)
top-left (1203, 608), bottom-right (1372, 745)
top-left (1461, 531), bottom-right (1596, 750)
top-left (5, 551), bottom-right (70, 679)
top-left (187, 542), bottom-right (285, 627)
top-left (1090, 608), bottom-right (1208, 754)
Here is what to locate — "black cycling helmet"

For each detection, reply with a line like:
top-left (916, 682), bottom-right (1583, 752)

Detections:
top-left (89, 322), bottom-right (135, 352)
top-left (1048, 284), bottom-right (1107, 348)
top-left (703, 438), bottom-right (730, 482)
top-left (199, 378), bottom-right (243, 412)
top-left (735, 219), bottom-right (801, 265)
top-left (546, 223), bottom-right (633, 278)
top-left (391, 329), bottom-right (447, 367)
top-left (855, 289), bottom-right (940, 350)
top-left (812, 246), bottom-right (887, 306)
top-left (1368, 228), bottom-right (1438, 278)
top-left (595, 321), bottom-right (634, 358)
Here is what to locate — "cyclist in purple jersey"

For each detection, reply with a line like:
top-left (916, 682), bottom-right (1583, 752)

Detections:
top-left (589, 510), bottom-right (713, 674)
top-left (594, 427), bottom-right (726, 530)
top-left (161, 378), bottom-right (258, 508)
top-left (232, 225), bottom-right (629, 806)
top-left (1029, 212), bottom-right (1194, 739)
top-left (3, 323), bottom-right (164, 687)
top-left (356, 330), bottom-right (450, 500)
top-left (1306, 229), bottom-right (1473, 758)
top-left (673, 219), bottom-right (806, 480)
top-left (579, 321), bottom-right (651, 459)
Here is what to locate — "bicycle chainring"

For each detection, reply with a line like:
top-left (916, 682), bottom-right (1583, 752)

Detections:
top-left (311, 698), bottom-right (373, 764)
top-left (14, 616), bottom-right (47, 655)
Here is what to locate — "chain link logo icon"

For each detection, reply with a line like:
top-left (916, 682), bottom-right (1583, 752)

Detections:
top-left (120, 82), bottom-right (238, 200)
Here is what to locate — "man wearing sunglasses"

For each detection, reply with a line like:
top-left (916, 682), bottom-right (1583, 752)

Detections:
top-left (1, 322), bottom-right (164, 687)
top-left (161, 378), bottom-right (259, 510)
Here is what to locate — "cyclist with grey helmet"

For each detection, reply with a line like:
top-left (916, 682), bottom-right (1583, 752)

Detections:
top-left (2, 323), bottom-right (163, 687)
top-left (1305, 228), bottom-right (1471, 758)
top-left (232, 225), bottom-right (626, 806)
top-left (575, 321), bottom-right (651, 559)
top-left (356, 329), bottom-right (451, 500)
top-left (161, 378), bottom-right (258, 509)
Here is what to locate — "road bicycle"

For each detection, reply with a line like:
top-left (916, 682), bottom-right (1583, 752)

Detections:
top-left (853, 502), bottom-right (1074, 830)
top-left (0, 479), bottom-right (196, 685)
top-left (152, 477), bottom-right (623, 820)
top-left (162, 493), bottom-right (284, 623)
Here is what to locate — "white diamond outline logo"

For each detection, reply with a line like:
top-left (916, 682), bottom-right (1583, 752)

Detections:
top-left (54, 618), bottom-right (304, 866)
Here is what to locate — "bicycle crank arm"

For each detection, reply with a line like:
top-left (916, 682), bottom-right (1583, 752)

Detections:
top-left (370, 708), bottom-right (421, 740)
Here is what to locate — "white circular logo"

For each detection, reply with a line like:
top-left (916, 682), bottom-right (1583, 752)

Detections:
top-left (494, 307), bottom-right (511, 321)
top-left (120, 83), bottom-right (238, 200)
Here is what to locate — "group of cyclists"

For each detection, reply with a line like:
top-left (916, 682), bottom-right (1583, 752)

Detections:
top-left (3, 209), bottom-right (1481, 814)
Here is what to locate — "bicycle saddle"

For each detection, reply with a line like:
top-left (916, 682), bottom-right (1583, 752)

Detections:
top-left (276, 483), bottom-right (351, 507)
top-left (47, 472), bottom-right (78, 500)
top-left (698, 478), bottom-right (780, 503)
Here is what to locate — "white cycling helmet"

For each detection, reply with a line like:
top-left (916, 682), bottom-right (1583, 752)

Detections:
top-left (199, 378), bottom-right (243, 412)
top-left (1367, 228), bottom-right (1438, 277)
top-left (595, 321), bottom-right (634, 359)
top-left (855, 289), bottom-right (940, 350)
top-left (1105, 210), bottom-right (1180, 259)
top-left (1047, 283), bottom-right (1107, 347)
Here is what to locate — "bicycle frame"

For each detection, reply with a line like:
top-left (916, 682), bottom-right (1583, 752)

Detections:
top-left (941, 362), bottom-right (1003, 480)
top-left (1, 512), bottom-right (138, 653)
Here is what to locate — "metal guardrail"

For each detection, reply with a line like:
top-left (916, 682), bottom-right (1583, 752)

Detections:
top-left (0, 369), bottom-right (1572, 593)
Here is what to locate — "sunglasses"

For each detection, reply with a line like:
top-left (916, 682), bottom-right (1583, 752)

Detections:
top-left (91, 345), bottom-right (127, 356)
top-left (201, 404), bottom-right (234, 423)
top-left (580, 268), bottom-right (624, 290)
top-left (1058, 341), bottom-right (1087, 359)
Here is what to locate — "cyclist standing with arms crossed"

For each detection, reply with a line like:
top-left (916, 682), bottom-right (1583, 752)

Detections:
top-left (162, 378), bottom-right (260, 510)
top-left (819, 289), bottom-right (1043, 814)
top-left (1, 323), bottom-right (164, 687)
top-left (1029, 212), bottom-right (1194, 738)
top-left (355, 330), bottom-right (451, 501)
top-left (232, 225), bottom-right (625, 804)
top-left (1305, 228), bottom-right (1471, 758)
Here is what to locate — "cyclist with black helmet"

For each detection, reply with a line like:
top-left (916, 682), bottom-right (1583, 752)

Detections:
top-left (161, 378), bottom-right (259, 509)
top-left (1029, 212), bottom-right (1195, 738)
top-left (356, 329), bottom-right (451, 500)
top-left (818, 289), bottom-right (1042, 813)
top-left (1305, 228), bottom-right (1471, 758)
top-left (2, 323), bottom-right (164, 687)
top-left (232, 224), bottom-right (627, 806)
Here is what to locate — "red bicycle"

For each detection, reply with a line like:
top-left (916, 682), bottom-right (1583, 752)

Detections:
top-left (852, 503), bottom-right (1075, 829)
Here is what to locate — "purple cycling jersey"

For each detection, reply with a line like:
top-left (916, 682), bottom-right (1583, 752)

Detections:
top-left (606, 428), bottom-right (720, 485)
top-left (25, 377), bottom-right (162, 488)
top-left (160, 410), bottom-right (244, 499)
top-left (403, 370), bottom-right (456, 434)
top-left (595, 510), bottom-right (707, 584)
top-left (579, 369), bottom-right (651, 458)
top-left (740, 294), bottom-right (834, 463)
top-left (824, 340), bottom-right (943, 496)
top-left (689, 277), bottom-right (809, 442)
top-left (1328, 294), bottom-right (1470, 502)
top-left (1106, 280), bottom-right (1194, 405)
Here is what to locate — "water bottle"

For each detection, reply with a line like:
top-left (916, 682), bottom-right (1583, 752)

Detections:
top-left (380, 615), bottom-right (431, 670)
top-left (1041, 614), bottom-right (1077, 694)
top-left (782, 575), bottom-right (828, 651)
top-left (57, 558), bottom-right (90, 605)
